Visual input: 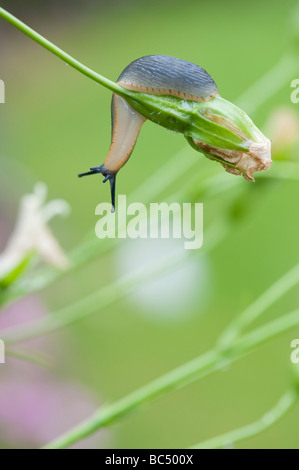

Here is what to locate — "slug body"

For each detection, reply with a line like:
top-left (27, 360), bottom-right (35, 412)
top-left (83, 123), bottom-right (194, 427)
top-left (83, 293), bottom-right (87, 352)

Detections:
top-left (79, 55), bottom-right (218, 210)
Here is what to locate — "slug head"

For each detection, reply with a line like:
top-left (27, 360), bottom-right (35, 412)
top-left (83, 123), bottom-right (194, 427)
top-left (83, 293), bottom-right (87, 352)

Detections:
top-left (78, 165), bottom-right (116, 212)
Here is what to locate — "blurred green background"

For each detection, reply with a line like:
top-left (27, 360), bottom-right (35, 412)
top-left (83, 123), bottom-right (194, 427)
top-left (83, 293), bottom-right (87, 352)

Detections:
top-left (1, 0), bottom-right (299, 449)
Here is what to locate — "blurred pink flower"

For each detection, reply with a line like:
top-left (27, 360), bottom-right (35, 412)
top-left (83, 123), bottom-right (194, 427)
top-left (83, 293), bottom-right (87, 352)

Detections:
top-left (0, 371), bottom-right (106, 449)
top-left (0, 295), bottom-right (107, 448)
top-left (265, 107), bottom-right (299, 158)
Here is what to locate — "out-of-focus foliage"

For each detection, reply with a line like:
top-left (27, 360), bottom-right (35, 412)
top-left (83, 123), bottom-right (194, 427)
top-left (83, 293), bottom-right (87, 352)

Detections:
top-left (1, 0), bottom-right (299, 449)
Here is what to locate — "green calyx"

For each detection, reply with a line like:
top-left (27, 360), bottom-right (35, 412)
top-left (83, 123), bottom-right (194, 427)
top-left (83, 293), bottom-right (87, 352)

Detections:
top-left (124, 92), bottom-right (261, 153)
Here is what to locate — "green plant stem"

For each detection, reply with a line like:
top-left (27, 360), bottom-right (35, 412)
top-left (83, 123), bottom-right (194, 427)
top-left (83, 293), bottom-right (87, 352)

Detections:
top-left (219, 262), bottom-right (299, 347)
top-left (0, 8), bottom-right (133, 100)
top-left (43, 309), bottom-right (299, 449)
top-left (191, 389), bottom-right (297, 449)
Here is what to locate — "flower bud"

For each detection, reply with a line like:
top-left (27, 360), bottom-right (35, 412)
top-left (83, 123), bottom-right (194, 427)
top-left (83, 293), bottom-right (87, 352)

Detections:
top-left (186, 96), bottom-right (272, 181)
top-left (128, 93), bottom-right (272, 181)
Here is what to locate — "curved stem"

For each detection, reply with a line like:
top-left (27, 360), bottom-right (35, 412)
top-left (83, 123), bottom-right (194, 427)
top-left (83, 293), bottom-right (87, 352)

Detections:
top-left (0, 7), bottom-right (132, 99)
top-left (191, 389), bottom-right (297, 449)
top-left (42, 308), bottom-right (299, 449)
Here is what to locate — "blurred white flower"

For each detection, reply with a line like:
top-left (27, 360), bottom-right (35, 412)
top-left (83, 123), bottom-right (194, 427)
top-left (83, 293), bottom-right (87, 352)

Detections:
top-left (116, 238), bottom-right (211, 324)
top-left (0, 183), bottom-right (70, 287)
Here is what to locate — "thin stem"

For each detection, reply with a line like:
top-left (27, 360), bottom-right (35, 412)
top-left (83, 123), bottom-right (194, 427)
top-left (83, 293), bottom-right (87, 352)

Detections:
top-left (0, 7), bottom-right (132, 99)
top-left (191, 389), bottom-right (297, 449)
top-left (219, 262), bottom-right (299, 347)
top-left (43, 308), bottom-right (299, 449)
